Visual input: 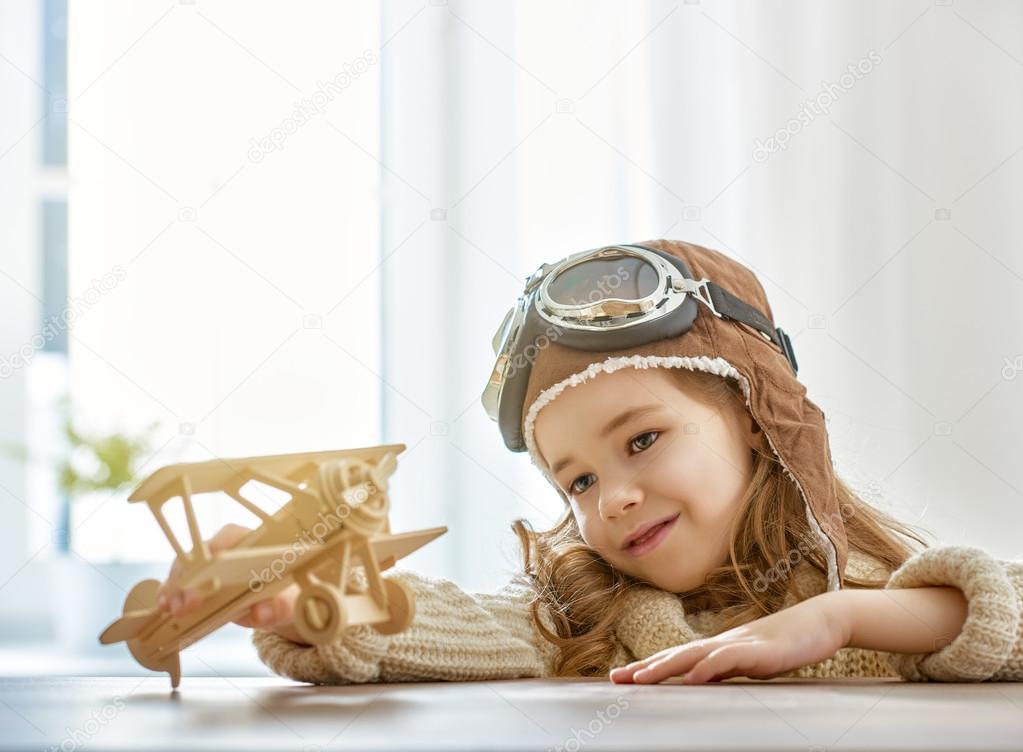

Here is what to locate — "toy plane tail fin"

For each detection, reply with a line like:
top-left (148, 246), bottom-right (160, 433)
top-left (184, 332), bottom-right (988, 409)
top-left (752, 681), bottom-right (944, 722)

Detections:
top-left (98, 609), bottom-right (155, 644)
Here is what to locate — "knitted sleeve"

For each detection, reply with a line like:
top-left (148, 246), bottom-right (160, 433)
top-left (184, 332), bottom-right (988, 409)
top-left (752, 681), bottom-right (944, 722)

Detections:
top-left (250, 567), bottom-right (559, 684)
top-left (882, 546), bottom-right (1023, 681)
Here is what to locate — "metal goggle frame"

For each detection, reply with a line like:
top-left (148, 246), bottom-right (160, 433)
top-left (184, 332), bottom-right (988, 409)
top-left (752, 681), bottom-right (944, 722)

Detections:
top-left (481, 243), bottom-right (798, 452)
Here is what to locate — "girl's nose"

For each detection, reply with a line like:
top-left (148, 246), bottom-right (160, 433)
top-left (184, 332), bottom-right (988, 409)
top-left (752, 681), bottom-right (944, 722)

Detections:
top-left (598, 474), bottom-right (645, 520)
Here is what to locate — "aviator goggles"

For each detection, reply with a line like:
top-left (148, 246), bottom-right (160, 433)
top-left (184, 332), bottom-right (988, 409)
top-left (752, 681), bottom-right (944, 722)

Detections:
top-left (480, 243), bottom-right (798, 452)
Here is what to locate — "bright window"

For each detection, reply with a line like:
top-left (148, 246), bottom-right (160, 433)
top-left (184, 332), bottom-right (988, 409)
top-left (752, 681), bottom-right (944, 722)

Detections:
top-left (64, 1), bottom-right (382, 561)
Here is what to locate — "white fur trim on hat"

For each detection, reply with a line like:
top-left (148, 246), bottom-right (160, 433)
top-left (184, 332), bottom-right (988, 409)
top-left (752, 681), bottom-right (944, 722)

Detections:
top-left (522, 354), bottom-right (840, 591)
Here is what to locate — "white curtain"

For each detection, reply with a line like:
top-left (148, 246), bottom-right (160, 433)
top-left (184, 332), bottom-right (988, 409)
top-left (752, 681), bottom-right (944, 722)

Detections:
top-left (380, 0), bottom-right (1023, 592)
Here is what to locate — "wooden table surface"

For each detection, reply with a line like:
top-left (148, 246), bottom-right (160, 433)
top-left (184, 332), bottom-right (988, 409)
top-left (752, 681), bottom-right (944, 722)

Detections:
top-left (0, 676), bottom-right (1021, 751)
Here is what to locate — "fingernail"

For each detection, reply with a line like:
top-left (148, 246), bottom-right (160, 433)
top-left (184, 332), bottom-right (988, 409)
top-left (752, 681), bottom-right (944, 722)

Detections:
top-left (255, 603), bottom-right (273, 624)
top-left (171, 595), bottom-right (182, 614)
top-left (157, 593), bottom-right (167, 610)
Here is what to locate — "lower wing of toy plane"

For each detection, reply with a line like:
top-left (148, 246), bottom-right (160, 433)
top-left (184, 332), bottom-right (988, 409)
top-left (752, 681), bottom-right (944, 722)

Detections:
top-left (98, 526), bottom-right (447, 688)
top-left (177, 527), bottom-right (447, 592)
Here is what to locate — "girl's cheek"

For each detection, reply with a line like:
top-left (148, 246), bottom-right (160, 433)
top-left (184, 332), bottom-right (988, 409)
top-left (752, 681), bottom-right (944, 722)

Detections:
top-left (668, 446), bottom-right (724, 496)
top-left (655, 445), bottom-right (699, 484)
top-left (573, 512), bottom-right (603, 549)
top-left (581, 522), bottom-right (623, 562)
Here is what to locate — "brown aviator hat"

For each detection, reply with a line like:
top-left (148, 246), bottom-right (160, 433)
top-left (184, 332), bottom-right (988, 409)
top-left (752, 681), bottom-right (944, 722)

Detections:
top-left (509, 238), bottom-right (846, 590)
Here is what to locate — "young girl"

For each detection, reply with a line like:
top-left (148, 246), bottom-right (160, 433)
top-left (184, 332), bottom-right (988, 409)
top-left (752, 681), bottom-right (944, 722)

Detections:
top-left (157, 239), bottom-right (1022, 685)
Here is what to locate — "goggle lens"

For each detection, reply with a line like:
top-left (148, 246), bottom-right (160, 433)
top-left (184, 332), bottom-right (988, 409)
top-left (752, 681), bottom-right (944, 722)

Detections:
top-left (544, 253), bottom-right (660, 306)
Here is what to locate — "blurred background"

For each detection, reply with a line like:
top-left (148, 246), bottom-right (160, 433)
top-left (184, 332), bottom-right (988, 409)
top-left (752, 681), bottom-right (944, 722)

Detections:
top-left (1, 0), bottom-right (1021, 677)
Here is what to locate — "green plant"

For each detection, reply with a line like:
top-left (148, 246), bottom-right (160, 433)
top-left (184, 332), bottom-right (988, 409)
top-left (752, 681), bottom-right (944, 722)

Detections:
top-left (0, 395), bottom-right (159, 500)
top-left (59, 418), bottom-right (159, 498)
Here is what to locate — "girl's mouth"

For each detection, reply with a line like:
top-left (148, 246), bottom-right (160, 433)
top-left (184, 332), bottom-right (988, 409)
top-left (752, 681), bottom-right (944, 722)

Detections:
top-left (623, 513), bottom-right (679, 557)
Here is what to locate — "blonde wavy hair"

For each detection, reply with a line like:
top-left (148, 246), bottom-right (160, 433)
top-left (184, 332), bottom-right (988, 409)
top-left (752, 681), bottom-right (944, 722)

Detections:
top-left (512, 367), bottom-right (929, 677)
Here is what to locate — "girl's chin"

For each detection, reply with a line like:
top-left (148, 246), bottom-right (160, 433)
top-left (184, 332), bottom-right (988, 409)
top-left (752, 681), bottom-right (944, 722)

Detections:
top-left (638, 568), bottom-right (703, 597)
top-left (613, 546), bottom-right (706, 591)
top-left (625, 567), bottom-right (702, 593)
top-left (648, 574), bottom-right (702, 593)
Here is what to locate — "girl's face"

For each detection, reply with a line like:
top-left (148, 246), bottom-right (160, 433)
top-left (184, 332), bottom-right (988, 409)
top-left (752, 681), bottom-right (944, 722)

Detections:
top-left (533, 367), bottom-right (761, 593)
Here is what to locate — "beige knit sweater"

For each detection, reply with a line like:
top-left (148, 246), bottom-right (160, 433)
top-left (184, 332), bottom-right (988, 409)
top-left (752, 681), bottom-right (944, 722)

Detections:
top-left (251, 545), bottom-right (1023, 684)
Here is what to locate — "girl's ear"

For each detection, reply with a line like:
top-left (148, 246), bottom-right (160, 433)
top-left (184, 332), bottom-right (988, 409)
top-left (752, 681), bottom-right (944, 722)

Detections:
top-left (723, 396), bottom-right (765, 452)
top-left (740, 410), bottom-right (765, 452)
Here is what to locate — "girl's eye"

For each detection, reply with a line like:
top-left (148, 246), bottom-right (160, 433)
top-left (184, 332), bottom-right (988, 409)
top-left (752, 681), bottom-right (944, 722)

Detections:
top-left (570, 474), bottom-right (595, 495)
top-left (567, 431), bottom-right (660, 496)
top-left (629, 430), bottom-right (659, 453)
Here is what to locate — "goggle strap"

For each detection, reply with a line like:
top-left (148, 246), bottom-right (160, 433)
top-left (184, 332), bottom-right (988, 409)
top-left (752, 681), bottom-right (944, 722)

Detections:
top-left (705, 280), bottom-right (799, 374)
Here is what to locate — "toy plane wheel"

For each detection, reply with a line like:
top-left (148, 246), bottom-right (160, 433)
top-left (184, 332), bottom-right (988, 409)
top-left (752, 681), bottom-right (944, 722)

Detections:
top-left (371, 578), bottom-right (415, 635)
top-left (294, 583), bottom-right (347, 646)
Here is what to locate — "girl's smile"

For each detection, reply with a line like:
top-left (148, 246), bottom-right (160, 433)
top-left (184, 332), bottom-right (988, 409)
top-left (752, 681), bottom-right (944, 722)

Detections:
top-left (622, 512), bottom-right (679, 556)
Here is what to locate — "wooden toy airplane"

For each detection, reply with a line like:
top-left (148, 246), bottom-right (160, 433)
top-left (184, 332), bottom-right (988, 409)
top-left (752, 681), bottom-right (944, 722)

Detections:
top-left (98, 443), bottom-right (446, 689)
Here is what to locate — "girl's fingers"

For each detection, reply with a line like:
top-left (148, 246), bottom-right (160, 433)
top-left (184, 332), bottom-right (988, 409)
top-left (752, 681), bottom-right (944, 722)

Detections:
top-left (632, 646), bottom-right (707, 684)
top-left (153, 586), bottom-right (200, 616)
top-left (608, 649), bottom-right (675, 682)
top-left (252, 601), bottom-right (278, 626)
top-left (230, 604), bottom-right (266, 629)
top-left (231, 586), bottom-right (299, 629)
top-left (612, 639), bottom-right (765, 685)
top-left (682, 643), bottom-right (759, 685)
top-left (610, 641), bottom-right (707, 679)
top-left (157, 524), bottom-right (252, 614)
top-left (612, 641), bottom-right (715, 684)
top-left (156, 556), bottom-right (188, 611)
top-left (609, 664), bottom-right (651, 683)
top-left (209, 524), bottom-right (251, 553)
top-left (179, 587), bottom-right (202, 612)
top-left (156, 563), bottom-right (181, 608)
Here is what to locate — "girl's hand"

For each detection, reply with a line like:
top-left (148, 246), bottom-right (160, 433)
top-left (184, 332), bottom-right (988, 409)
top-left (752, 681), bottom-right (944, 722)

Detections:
top-left (609, 593), bottom-right (848, 684)
top-left (155, 523), bottom-right (307, 644)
